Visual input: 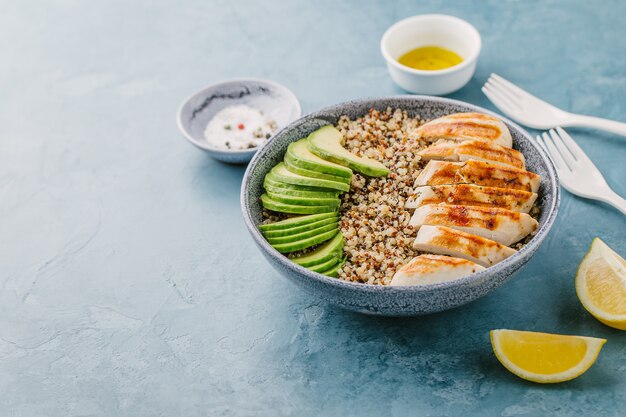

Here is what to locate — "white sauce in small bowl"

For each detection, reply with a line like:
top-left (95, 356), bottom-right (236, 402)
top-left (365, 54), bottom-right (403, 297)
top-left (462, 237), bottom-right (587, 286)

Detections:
top-left (204, 104), bottom-right (277, 150)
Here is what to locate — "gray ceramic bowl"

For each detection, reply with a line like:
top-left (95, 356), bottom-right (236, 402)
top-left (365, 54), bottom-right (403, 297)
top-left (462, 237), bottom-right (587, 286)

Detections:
top-left (177, 78), bottom-right (301, 164)
top-left (241, 96), bottom-right (560, 316)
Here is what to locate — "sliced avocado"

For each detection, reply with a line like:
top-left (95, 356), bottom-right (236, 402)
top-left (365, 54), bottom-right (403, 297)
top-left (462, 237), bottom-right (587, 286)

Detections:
top-left (262, 217), bottom-right (339, 237)
top-left (284, 155), bottom-right (351, 184)
top-left (258, 212), bottom-right (338, 231)
top-left (261, 194), bottom-right (337, 215)
top-left (286, 139), bottom-right (353, 178)
top-left (264, 181), bottom-right (338, 199)
top-left (307, 126), bottom-right (390, 177)
top-left (308, 254), bottom-right (342, 272)
top-left (291, 231), bottom-right (344, 267)
top-left (266, 222), bottom-right (338, 244)
top-left (264, 175), bottom-right (340, 197)
top-left (270, 163), bottom-right (350, 192)
top-left (266, 191), bottom-right (340, 207)
top-left (319, 256), bottom-right (347, 277)
top-left (271, 229), bottom-right (339, 253)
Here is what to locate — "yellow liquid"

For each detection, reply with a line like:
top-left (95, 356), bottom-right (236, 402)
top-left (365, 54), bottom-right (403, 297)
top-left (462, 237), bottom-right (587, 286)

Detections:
top-left (398, 46), bottom-right (463, 71)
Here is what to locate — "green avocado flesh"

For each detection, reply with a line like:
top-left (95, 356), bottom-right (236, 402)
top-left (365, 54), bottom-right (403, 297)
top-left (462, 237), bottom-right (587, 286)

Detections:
top-left (261, 194), bottom-right (337, 214)
top-left (261, 217), bottom-right (339, 237)
top-left (266, 191), bottom-right (340, 207)
top-left (264, 180), bottom-right (338, 199)
top-left (291, 232), bottom-right (344, 267)
top-left (258, 212), bottom-right (338, 231)
top-left (270, 163), bottom-right (350, 192)
top-left (307, 125), bottom-right (390, 177)
top-left (308, 254), bottom-right (342, 272)
top-left (319, 256), bottom-right (346, 277)
top-left (286, 139), bottom-right (353, 178)
top-left (266, 222), bottom-right (338, 244)
top-left (264, 175), bottom-right (339, 194)
top-left (284, 155), bottom-right (351, 184)
top-left (271, 229), bottom-right (339, 253)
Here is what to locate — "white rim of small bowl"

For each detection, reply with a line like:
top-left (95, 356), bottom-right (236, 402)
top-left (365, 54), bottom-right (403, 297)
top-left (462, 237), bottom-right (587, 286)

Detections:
top-left (176, 77), bottom-right (302, 154)
top-left (380, 14), bottom-right (482, 77)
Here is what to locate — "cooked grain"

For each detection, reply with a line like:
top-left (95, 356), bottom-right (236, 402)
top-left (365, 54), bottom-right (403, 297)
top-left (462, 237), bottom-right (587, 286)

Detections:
top-left (336, 108), bottom-right (428, 285)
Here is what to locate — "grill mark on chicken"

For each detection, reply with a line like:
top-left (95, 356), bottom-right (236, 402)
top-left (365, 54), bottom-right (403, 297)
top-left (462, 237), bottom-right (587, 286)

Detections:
top-left (408, 184), bottom-right (537, 212)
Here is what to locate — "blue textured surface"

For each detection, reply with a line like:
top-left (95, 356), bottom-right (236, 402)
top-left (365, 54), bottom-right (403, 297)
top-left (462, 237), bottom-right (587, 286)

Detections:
top-left (1, 0), bottom-right (624, 415)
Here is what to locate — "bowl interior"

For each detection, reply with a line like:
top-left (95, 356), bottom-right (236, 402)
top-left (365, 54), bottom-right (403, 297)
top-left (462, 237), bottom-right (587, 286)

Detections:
top-left (242, 96), bottom-right (559, 293)
top-left (178, 79), bottom-right (301, 152)
top-left (382, 15), bottom-right (481, 65)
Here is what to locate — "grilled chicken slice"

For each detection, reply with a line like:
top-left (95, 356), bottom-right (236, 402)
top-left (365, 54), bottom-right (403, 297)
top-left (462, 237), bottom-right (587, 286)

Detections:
top-left (409, 204), bottom-right (538, 245)
top-left (417, 140), bottom-right (526, 169)
top-left (413, 225), bottom-right (517, 267)
top-left (390, 254), bottom-right (485, 286)
top-left (406, 184), bottom-right (537, 213)
top-left (414, 160), bottom-right (541, 193)
top-left (415, 112), bottom-right (513, 148)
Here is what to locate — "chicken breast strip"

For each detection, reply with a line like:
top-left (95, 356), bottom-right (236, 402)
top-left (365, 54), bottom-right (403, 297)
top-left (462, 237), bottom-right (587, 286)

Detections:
top-left (417, 140), bottom-right (526, 169)
top-left (413, 225), bottom-right (517, 267)
top-left (414, 160), bottom-right (541, 193)
top-left (415, 112), bottom-right (513, 148)
top-left (406, 184), bottom-right (537, 213)
top-left (390, 254), bottom-right (485, 286)
top-left (409, 204), bottom-right (538, 246)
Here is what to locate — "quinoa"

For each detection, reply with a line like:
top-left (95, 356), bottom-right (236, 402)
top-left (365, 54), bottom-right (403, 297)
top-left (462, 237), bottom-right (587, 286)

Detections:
top-left (337, 108), bottom-right (428, 285)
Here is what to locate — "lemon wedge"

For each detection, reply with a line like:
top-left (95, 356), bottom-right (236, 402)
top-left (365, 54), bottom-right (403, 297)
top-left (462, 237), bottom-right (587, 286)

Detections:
top-left (490, 329), bottom-right (606, 383)
top-left (576, 238), bottom-right (626, 330)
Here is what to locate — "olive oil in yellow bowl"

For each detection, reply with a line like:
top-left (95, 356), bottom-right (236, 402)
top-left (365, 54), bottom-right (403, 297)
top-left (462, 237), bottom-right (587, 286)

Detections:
top-left (398, 46), bottom-right (463, 71)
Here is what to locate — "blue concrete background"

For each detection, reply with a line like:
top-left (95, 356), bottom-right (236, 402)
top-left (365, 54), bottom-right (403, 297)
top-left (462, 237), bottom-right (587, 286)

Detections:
top-left (1, 0), bottom-right (625, 416)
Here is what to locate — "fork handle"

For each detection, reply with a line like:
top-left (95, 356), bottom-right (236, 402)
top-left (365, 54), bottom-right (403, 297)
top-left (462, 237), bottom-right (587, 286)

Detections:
top-left (565, 114), bottom-right (626, 137)
top-left (598, 190), bottom-right (626, 216)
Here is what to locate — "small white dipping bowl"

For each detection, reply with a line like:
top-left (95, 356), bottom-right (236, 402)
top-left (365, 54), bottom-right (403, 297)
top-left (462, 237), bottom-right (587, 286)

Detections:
top-left (381, 14), bottom-right (481, 95)
top-left (177, 78), bottom-right (301, 164)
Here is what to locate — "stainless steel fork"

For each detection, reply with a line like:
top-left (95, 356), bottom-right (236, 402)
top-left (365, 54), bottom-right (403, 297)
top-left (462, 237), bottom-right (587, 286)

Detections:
top-left (537, 127), bottom-right (626, 215)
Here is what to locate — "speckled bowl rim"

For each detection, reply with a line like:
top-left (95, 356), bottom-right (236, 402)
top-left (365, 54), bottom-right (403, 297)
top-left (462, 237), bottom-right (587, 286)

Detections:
top-left (176, 77), bottom-right (302, 154)
top-left (241, 96), bottom-right (560, 295)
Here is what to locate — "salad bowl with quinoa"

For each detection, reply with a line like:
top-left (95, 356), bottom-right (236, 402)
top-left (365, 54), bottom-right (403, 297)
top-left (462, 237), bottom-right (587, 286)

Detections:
top-left (241, 96), bottom-right (559, 316)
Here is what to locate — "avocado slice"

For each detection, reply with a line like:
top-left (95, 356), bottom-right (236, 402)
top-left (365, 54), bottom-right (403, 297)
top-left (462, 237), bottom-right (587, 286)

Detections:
top-left (264, 176), bottom-right (339, 198)
top-left (291, 232), bottom-right (344, 267)
top-left (308, 254), bottom-right (343, 272)
top-left (286, 139), bottom-right (353, 178)
top-left (284, 155), bottom-right (351, 184)
top-left (262, 217), bottom-right (339, 237)
top-left (258, 212), bottom-right (338, 231)
top-left (266, 191), bottom-right (340, 207)
top-left (307, 126), bottom-right (390, 177)
top-left (264, 181), bottom-right (338, 199)
top-left (261, 194), bottom-right (337, 215)
top-left (270, 163), bottom-right (350, 192)
top-left (266, 222), bottom-right (338, 244)
top-left (319, 256), bottom-right (347, 277)
top-left (265, 174), bottom-right (339, 193)
top-left (271, 229), bottom-right (339, 253)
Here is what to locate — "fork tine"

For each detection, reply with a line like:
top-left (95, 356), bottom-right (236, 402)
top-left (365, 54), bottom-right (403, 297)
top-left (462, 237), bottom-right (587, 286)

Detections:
top-left (482, 85), bottom-right (521, 115)
top-left (554, 127), bottom-right (590, 163)
top-left (548, 129), bottom-right (577, 167)
top-left (481, 87), bottom-right (519, 118)
top-left (487, 75), bottom-right (523, 101)
top-left (535, 135), bottom-right (555, 166)
top-left (484, 80), bottom-right (522, 109)
top-left (490, 73), bottom-right (540, 101)
top-left (540, 132), bottom-right (571, 172)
